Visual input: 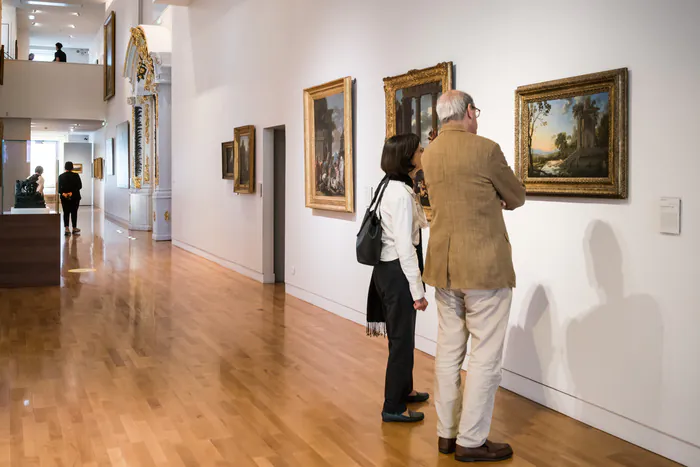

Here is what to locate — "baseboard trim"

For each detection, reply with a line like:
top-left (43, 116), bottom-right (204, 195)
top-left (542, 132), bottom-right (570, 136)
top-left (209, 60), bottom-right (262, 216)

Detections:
top-left (152, 234), bottom-right (172, 242)
top-left (172, 239), bottom-right (264, 283)
top-left (104, 212), bottom-right (129, 229)
top-left (501, 370), bottom-right (699, 466)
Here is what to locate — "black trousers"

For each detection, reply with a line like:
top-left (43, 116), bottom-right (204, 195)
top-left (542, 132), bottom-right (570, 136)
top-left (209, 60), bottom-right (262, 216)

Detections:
top-left (61, 199), bottom-right (79, 228)
top-left (372, 260), bottom-right (417, 414)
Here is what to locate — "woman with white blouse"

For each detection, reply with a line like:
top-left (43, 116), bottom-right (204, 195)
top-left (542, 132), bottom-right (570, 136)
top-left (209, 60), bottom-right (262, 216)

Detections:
top-left (367, 133), bottom-right (430, 423)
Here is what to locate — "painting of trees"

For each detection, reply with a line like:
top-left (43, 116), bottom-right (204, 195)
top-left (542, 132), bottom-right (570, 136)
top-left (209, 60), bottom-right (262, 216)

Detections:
top-left (528, 101), bottom-right (552, 174)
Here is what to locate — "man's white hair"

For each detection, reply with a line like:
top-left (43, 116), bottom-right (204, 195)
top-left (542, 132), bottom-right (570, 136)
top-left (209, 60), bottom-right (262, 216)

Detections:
top-left (436, 91), bottom-right (475, 124)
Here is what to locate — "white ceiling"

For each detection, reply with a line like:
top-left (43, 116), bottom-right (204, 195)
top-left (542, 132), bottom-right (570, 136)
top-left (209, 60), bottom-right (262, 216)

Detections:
top-left (9, 0), bottom-right (106, 49)
top-left (31, 118), bottom-right (104, 133)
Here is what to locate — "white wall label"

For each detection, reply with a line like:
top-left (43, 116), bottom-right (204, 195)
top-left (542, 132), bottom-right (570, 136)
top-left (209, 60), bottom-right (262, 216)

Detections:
top-left (659, 197), bottom-right (681, 235)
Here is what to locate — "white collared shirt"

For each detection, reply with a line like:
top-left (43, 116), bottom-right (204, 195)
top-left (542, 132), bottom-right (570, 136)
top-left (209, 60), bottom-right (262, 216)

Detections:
top-left (379, 180), bottom-right (428, 301)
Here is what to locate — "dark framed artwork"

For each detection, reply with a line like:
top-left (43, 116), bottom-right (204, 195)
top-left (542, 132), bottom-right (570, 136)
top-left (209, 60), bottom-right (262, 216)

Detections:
top-left (103, 11), bottom-right (116, 101)
top-left (221, 141), bottom-right (234, 180)
top-left (383, 62), bottom-right (453, 220)
top-left (515, 68), bottom-right (628, 198)
top-left (93, 158), bottom-right (104, 180)
top-left (234, 126), bottom-right (255, 194)
top-left (0, 45), bottom-right (4, 86)
top-left (303, 77), bottom-right (354, 213)
top-left (116, 121), bottom-right (130, 188)
top-left (105, 138), bottom-right (114, 175)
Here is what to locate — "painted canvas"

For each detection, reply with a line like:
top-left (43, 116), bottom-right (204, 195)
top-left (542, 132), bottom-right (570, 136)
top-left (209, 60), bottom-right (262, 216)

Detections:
top-left (73, 163), bottom-right (84, 174)
top-left (116, 121), bottom-right (130, 188)
top-left (234, 126), bottom-right (255, 193)
top-left (221, 141), bottom-right (234, 180)
top-left (104, 11), bottom-right (116, 101)
top-left (105, 138), bottom-right (114, 176)
top-left (515, 68), bottom-right (628, 198)
top-left (304, 77), bottom-right (354, 213)
top-left (384, 62), bottom-right (453, 220)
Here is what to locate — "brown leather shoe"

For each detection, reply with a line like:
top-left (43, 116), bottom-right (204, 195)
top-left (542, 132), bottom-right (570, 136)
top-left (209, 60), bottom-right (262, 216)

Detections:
top-left (455, 440), bottom-right (513, 462)
top-left (438, 437), bottom-right (457, 454)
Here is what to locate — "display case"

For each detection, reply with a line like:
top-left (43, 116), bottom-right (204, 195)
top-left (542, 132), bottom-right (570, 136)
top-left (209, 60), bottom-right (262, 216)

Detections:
top-left (1, 139), bottom-right (60, 214)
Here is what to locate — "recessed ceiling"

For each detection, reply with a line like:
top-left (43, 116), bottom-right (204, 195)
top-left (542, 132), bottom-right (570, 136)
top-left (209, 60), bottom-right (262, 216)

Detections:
top-left (9, 0), bottom-right (106, 50)
top-left (31, 119), bottom-right (105, 133)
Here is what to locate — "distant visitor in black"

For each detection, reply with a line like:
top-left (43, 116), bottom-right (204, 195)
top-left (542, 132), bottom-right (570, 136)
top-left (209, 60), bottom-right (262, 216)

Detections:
top-left (58, 161), bottom-right (82, 236)
top-left (54, 42), bottom-right (67, 62)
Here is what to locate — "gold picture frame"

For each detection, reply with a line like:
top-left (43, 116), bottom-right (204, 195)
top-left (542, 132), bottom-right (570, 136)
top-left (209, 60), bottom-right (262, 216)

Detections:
top-left (234, 126), bottom-right (255, 194)
top-left (104, 11), bottom-right (116, 101)
top-left (94, 158), bottom-right (104, 180)
top-left (515, 68), bottom-right (628, 198)
top-left (303, 77), bottom-right (354, 213)
top-left (222, 141), bottom-right (234, 180)
top-left (383, 62), bottom-right (453, 220)
top-left (73, 163), bottom-right (84, 174)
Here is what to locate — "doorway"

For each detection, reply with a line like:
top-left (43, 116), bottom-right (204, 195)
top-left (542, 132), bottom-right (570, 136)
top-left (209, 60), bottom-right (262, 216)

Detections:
top-left (273, 129), bottom-right (286, 283)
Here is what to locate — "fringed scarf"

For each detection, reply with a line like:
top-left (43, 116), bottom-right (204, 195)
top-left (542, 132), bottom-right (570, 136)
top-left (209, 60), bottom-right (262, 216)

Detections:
top-left (366, 174), bottom-right (425, 337)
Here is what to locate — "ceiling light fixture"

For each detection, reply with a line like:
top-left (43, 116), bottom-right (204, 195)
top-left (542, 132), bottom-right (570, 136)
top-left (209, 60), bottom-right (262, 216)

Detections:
top-left (68, 24), bottom-right (76, 28)
top-left (28, 14), bottom-right (35, 19)
top-left (32, 22), bottom-right (40, 26)
top-left (27, 1), bottom-right (72, 7)
top-left (32, 9), bottom-right (43, 13)
top-left (71, 12), bottom-right (80, 16)
top-left (69, 35), bottom-right (74, 38)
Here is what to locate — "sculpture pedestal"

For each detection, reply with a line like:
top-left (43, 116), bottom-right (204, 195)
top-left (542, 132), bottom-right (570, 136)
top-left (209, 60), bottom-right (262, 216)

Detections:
top-left (152, 189), bottom-right (171, 241)
top-left (129, 189), bottom-right (153, 231)
top-left (11, 207), bottom-right (51, 215)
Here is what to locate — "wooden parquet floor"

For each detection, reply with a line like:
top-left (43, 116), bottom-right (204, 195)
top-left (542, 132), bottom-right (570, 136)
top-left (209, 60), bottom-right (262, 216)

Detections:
top-left (0, 211), bottom-right (680, 466)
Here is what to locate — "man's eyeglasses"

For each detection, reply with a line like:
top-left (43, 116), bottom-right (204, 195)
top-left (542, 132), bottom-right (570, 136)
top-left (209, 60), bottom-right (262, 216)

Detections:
top-left (472, 106), bottom-right (481, 119)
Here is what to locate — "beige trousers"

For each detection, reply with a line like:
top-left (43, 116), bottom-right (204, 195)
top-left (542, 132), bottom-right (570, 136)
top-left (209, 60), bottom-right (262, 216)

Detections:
top-left (434, 287), bottom-right (512, 448)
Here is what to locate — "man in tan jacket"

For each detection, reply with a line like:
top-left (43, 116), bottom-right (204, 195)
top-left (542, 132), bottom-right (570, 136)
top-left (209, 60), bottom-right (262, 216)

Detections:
top-left (422, 90), bottom-right (525, 463)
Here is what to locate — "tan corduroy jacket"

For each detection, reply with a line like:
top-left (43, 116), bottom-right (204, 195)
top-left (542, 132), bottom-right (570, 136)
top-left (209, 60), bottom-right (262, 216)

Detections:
top-left (422, 123), bottom-right (526, 290)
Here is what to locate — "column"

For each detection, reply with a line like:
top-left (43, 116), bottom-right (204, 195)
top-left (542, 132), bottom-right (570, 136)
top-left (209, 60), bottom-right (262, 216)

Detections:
top-left (152, 83), bottom-right (172, 241)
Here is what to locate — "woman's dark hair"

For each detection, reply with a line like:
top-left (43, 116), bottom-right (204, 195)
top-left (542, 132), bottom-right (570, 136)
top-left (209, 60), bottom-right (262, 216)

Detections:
top-left (35, 166), bottom-right (44, 175)
top-left (381, 133), bottom-right (420, 177)
top-left (65, 161), bottom-right (74, 171)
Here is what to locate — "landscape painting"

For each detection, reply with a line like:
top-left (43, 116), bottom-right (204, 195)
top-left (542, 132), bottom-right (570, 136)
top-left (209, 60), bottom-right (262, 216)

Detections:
top-left (234, 126), bottom-right (255, 193)
top-left (304, 77), bottom-right (354, 213)
top-left (515, 68), bottom-right (628, 198)
top-left (384, 62), bottom-right (453, 220)
top-left (529, 92), bottom-right (610, 178)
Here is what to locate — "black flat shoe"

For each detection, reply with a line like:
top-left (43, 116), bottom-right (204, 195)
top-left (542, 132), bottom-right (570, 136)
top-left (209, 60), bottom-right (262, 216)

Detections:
top-left (381, 410), bottom-right (425, 423)
top-left (406, 392), bottom-right (430, 403)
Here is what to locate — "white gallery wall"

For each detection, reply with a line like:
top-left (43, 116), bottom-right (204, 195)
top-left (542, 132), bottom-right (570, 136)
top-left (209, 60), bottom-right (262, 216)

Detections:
top-left (170, 0), bottom-right (700, 464)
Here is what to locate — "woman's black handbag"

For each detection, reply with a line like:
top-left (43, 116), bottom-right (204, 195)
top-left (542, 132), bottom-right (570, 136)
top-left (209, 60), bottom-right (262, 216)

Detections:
top-left (356, 177), bottom-right (390, 266)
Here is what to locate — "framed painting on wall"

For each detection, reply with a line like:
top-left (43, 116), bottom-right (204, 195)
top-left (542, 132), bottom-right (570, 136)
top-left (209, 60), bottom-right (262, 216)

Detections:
top-left (104, 11), bottom-right (116, 101)
top-left (221, 141), bottom-right (234, 180)
top-left (514, 68), bottom-right (628, 198)
top-left (105, 138), bottom-right (114, 175)
top-left (234, 126), bottom-right (255, 194)
top-left (0, 45), bottom-right (4, 86)
top-left (73, 163), bottom-right (84, 174)
top-left (115, 121), bottom-right (130, 188)
top-left (383, 62), bottom-right (453, 220)
top-left (93, 158), bottom-right (104, 180)
top-left (303, 77), bottom-right (354, 213)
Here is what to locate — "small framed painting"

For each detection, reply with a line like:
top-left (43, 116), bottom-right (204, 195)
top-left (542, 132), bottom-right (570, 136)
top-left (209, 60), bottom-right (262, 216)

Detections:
top-left (514, 68), bottom-right (628, 198)
top-left (93, 158), bottom-right (104, 179)
top-left (73, 163), bottom-right (84, 174)
top-left (303, 77), bottom-right (354, 213)
top-left (104, 11), bottom-right (116, 101)
top-left (221, 141), bottom-right (234, 180)
top-left (234, 126), bottom-right (255, 194)
top-left (383, 62), bottom-right (453, 220)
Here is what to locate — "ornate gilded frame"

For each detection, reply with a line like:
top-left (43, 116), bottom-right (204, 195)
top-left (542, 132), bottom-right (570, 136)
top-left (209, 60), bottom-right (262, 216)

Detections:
top-left (383, 62), bottom-right (453, 220)
top-left (221, 141), bottom-right (234, 180)
top-left (303, 77), bottom-right (354, 213)
top-left (515, 68), bottom-right (628, 198)
top-left (234, 126), bottom-right (255, 194)
top-left (103, 11), bottom-right (116, 101)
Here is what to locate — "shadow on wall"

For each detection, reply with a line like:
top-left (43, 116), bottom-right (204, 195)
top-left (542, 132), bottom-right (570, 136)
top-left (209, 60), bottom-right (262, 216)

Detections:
top-left (504, 284), bottom-right (555, 409)
top-left (566, 220), bottom-right (663, 429)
